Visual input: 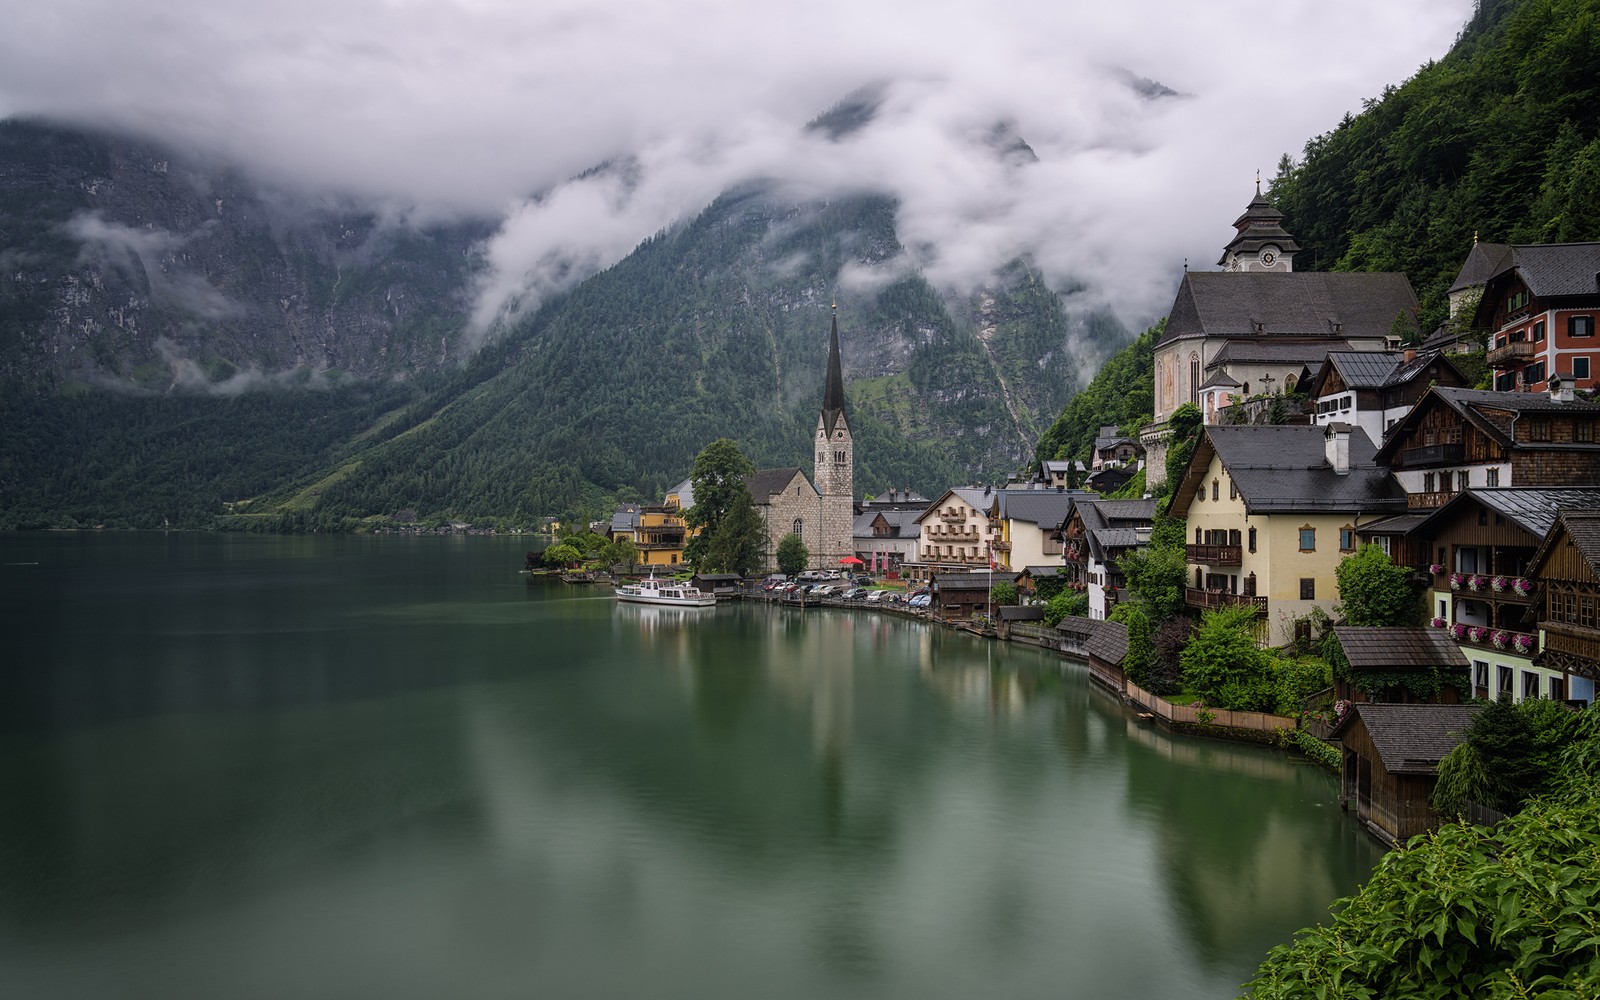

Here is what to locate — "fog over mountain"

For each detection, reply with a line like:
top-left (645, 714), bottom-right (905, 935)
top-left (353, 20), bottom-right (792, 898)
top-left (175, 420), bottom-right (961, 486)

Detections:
top-left (2, 0), bottom-right (1470, 343)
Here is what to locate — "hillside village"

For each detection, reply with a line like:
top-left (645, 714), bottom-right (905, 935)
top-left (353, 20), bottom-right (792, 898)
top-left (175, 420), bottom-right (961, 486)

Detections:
top-left (599, 186), bottom-right (1600, 849)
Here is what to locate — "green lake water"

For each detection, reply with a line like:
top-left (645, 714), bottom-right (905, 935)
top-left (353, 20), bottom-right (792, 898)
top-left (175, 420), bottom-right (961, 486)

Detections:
top-left (0, 533), bottom-right (1384, 999)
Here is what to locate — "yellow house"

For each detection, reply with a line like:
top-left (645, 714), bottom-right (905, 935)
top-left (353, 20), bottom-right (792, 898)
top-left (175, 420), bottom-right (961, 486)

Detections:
top-left (986, 489), bottom-right (1081, 572)
top-left (1168, 424), bottom-right (1407, 646)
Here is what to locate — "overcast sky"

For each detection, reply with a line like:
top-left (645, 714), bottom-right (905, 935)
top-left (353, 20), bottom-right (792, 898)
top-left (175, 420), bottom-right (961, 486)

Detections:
top-left (1, 0), bottom-right (1473, 335)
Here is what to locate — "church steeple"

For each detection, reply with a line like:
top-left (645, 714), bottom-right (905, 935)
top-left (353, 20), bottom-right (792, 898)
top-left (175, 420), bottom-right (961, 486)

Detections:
top-left (821, 302), bottom-right (848, 434)
top-left (1218, 179), bottom-right (1300, 272)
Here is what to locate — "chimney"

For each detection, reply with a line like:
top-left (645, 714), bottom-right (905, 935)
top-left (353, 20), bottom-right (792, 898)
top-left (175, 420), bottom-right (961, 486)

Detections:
top-left (1551, 372), bottom-right (1576, 403)
top-left (1324, 422), bottom-right (1351, 475)
top-left (1403, 348), bottom-right (1417, 364)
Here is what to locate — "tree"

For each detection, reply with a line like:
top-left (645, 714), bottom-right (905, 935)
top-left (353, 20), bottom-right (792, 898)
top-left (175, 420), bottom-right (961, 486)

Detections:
top-left (543, 542), bottom-right (582, 568)
top-left (700, 486), bottom-right (766, 575)
top-left (991, 581), bottom-right (1018, 606)
top-left (1118, 539), bottom-right (1188, 620)
top-left (776, 532), bottom-right (809, 577)
top-left (1163, 402), bottom-right (1202, 490)
top-left (684, 438), bottom-right (756, 566)
top-left (1335, 543), bottom-right (1419, 626)
top-left (603, 536), bottom-right (639, 571)
top-left (1181, 604), bottom-right (1273, 708)
top-left (1109, 601), bottom-right (1152, 686)
top-left (1042, 588), bottom-right (1088, 626)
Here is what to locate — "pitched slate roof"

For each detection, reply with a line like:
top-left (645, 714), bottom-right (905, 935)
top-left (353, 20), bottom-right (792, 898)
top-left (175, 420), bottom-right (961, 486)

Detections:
top-left (1217, 187), bottom-right (1303, 264)
top-left (1019, 565), bottom-right (1062, 579)
top-left (1411, 487), bottom-right (1600, 541)
top-left (1206, 340), bottom-right (1352, 368)
top-left (997, 490), bottom-right (1085, 528)
top-left (998, 606), bottom-right (1046, 621)
top-left (853, 508), bottom-right (921, 537)
top-left (1373, 386), bottom-right (1600, 462)
top-left (1159, 271), bottom-right (1419, 346)
top-left (610, 505), bottom-right (641, 533)
top-left (1339, 704), bottom-right (1480, 775)
top-left (931, 571), bottom-right (1019, 591)
top-left (746, 467), bottom-right (810, 501)
top-left (1505, 243), bottom-right (1600, 299)
top-left (1333, 627), bottom-right (1469, 670)
top-left (1199, 370), bottom-right (1243, 389)
top-left (1530, 510), bottom-right (1600, 581)
top-left (1085, 619), bottom-right (1128, 665)
top-left (1323, 351), bottom-right (1402, 389)
top-left (1072, 498), bottom-right (1158, 562)
top-left (1447, 241), bottom-right (1513, 294)
top-left (1171, 424), bottom-right (1405, 518)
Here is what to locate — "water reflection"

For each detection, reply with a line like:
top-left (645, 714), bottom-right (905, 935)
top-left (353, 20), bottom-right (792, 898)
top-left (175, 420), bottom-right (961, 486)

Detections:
top-left (0, 534), bottom-right (1384, 1000)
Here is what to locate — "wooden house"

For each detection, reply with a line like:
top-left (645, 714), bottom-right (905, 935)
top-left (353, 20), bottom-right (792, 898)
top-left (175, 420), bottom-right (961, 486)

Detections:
top-left (1403, 487), bottom-right (1600, 701)
top-left (1372, 385), bottom-right (1600, 510)
top-left (1335, 703), bottom-right (1479, 846)
top-left (1330, 626), bottom-right (1468, 704)
top-left (1307, 349), bottom-right (1469, 445)
top-left (928, 571), bottom-right (1017, 622)
top-left (1528, 510), bottom-right (1600, 706)
top-left (1084, 619), bottom-right (1129, 693)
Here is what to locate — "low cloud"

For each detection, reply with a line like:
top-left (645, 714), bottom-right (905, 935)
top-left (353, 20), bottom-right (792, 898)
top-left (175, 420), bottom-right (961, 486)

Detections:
top-left (11, 0), bottom-right (1472, 340)
top-left (66, 213), bottom-right (241, 320)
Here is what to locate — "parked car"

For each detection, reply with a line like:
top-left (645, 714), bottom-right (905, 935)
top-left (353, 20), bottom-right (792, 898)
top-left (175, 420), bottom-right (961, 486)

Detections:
top-left (841, 587), bottom-right (867, 600)
top-left (853, 575), bottom-right (874, 585)
top-left (908, 593), bottom-right (932, 609)
top-left (865, 589), bottom-right (887, 603)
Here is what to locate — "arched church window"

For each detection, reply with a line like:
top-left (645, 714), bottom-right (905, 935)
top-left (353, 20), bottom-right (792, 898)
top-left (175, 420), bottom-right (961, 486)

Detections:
top-left (793, 518), bottom-right (803, 538)
top-left (1189, 354), bottom-right (1200, 405)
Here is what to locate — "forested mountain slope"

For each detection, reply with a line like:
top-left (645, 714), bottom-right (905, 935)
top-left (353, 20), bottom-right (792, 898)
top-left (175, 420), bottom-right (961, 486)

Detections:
top-left (1267, 0), bottom-right (1600, 331)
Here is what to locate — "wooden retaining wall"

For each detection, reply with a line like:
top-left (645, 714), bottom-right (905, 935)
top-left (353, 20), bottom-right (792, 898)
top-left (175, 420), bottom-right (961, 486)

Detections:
top-left (1125, 681), bottom-right (1298, 735)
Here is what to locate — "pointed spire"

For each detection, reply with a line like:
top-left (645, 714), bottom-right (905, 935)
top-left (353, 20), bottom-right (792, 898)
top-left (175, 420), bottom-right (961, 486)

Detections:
top-left (822, 302), bottom-right (847, 422)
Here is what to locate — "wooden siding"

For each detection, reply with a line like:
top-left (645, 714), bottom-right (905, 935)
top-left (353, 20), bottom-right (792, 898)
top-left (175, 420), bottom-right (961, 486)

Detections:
top-left (1339, 718), bottom-right (1446, 845)
top-left (1510, 450), bottom-right (1600, 486)
top-left (1392, 406), bottom-right (1504, 469)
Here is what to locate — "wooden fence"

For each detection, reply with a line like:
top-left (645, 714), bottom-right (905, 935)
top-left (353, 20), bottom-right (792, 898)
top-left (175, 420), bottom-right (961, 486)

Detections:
top-left (1125, 680), bottom-right (1299, 734)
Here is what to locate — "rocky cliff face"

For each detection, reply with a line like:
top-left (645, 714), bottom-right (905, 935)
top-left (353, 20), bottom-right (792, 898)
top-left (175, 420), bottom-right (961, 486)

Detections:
top-left (0, 119), bottom-right (492, 391)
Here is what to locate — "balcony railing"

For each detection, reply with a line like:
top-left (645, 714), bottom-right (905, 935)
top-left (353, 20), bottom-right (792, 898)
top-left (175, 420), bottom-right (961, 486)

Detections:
top-left (1407, 490), bottom-right (1460, 509)
top-left (993, 541), bottom-right (1011, 552)
top-left (1400, 443), bottom-right (1466, 467)
top-left (1487, 340), bottom-right (1537, 368)
top-left (939, 511), bottom-right (966, 522)
top-left (1185, 588), bottom-right (1268, 614)
top-left (1539, 621), bottom-right (1600, 665)
top-left (1444, 623), bottom-right (1539, 657)
top-left (1186, 543), bottom-right (1242, 566)
top-left (1444, 573), bottom-right (1536, 601)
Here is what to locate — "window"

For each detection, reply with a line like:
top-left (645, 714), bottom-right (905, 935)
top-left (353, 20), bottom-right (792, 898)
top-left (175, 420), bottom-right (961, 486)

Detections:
top-left (1473, 661), bottom-right (1489, 699)
top-left (1300, 578), bottom-right (1315, 600)
top-left (1571, 315), bottom-right (1594, 338)
top-left (1211, 480), bottom-right (1219, 501)
top-left (1495, 371), bottom-right (1516, 391)
top-left (1523, 361), bottom-right (1546, 386)
top-left (1534, 320), bottom-right (1546, 342)
top-left (1508, 289), bottom-right (1530, 312)
top-left (1248, 526), bottom-right (1257, 553)
top-left (1523, 671), bottom-right (1540, 701)
top-left (1498, 665), bottom-right (1514, 700)
top-left (1551, 676), bottom-right (1567, 703)
top-left (1575, 357), bottom-right (1592, 380)
top-left (1299, 527), bottom-right (1316, 552)
top-left (793, 518), bottom-right (803, 538)
top-left (1423, 472), bottom-right (1436, 492)
top-left (1339, 526), bottom-right (1355, 552)
top-left (1195, 528), bottom-right (1203, 544)
top-left (1579, 420), bottom-right (1595, 444)
top-left (1526, 417), bottom-right (1552, 442)
top-left (1229, 480), bottom-right (1237, 500)
top-left (1190, 354), bottom-right (1200, 406)
top-left (1243, 573), bottom-right (1257, 596)
top-left (1229, 529), bottom-right (1241, 547)
top-left (1487, 468), bottom-right (1500, 487)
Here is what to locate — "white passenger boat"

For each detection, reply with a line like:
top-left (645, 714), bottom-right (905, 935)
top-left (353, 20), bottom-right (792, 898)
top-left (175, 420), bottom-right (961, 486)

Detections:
top-left (613, 577), bottom-right (718, 608)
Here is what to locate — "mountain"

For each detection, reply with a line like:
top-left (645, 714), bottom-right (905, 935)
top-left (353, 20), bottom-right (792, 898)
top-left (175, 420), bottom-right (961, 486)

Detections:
top-left (0, 117), bottom-right (1123, 530)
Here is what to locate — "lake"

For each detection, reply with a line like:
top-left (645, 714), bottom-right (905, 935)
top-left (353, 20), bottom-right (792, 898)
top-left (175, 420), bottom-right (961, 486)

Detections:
top-left (0, 533), bottom-right (1383, 999)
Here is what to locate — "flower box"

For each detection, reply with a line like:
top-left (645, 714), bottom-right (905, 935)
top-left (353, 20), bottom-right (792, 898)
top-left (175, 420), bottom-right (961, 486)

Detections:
top-left (1450, 573), bottom-right (1466, 590)
top-left (1491, 576), bottom-right (1509, 592)
top-left (1513, 633), bottom-right (1535, 654)
top-left (1429, 564), bottom-right (1447, 576)
top-left (1430, 616), bottom-right (1447, 628)
top-left (1469, 575), bottom-right (1489, 591)
top-left (1491, 630), bottom-right (1510, 649)
top-left (1512, 578), bottom-right (1534, 596)
top-left (1450, 623), bottom-right (1469, 640)
top-left (1469, 626), bottom-right (1490, 643)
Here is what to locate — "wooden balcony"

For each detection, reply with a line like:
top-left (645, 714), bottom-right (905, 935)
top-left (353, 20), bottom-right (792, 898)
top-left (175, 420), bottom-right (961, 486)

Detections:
top-left (1399, 442), bottom-right (1466, 467)
top-left (939, 511), bottom-right (967, 522)
top-left (1408, 490), bottom-right (1461, 509)
top-left (1487, 340), bottom-right (1537, 368)
top-left (1538, 622), bottom-right (1600, 678)
top-left (1446, 575), bottom-right (1536, 603)
top-left (1185, 588), bottom-right (1268, 614)
top-left (1447, 624), bottom-right (1539, 657)
top-left (1186, 543), bottom-right (1241, 566)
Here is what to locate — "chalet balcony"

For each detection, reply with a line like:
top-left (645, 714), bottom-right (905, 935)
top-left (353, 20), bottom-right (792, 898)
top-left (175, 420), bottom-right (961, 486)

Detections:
top-left (1185, 543), bottom-right (1242, 566)
top-left (1185, 588), bottom-right (1268, 614)
top-left (939, 511), bottom-right (967, 522)
top-left (1539, 622), bottom-right (1600, 673)
top-left (993, 541), bottom-right (1011, 552)
top-left (1407, 490), bottom-right (1461, 509)
top-left (1444, 573), bottom-right (1536, 602)
top-left (1400, 443), bottom-right (1466, 467)
top-left (1443, 622), bottom-right (1540, 657)
top-left (1487, 340), bottom-right (1537, 368)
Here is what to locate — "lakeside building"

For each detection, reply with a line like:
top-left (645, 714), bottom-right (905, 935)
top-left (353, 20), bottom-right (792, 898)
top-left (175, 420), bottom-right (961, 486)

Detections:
top-left (1529, 511), bottom-right (1600, 706)
top-left (1168, 423), bottom-right (1407, 646)
top-left (908, 487), bottom-right (1001, 581)
top-left (1471, 242), bottom-right (1600, 393)
top-left (1335, 703), bottom-right (1480, 847)
top-left (1393, 487), bottom-right (1600, 704)
top-left (987, 489), bottom-right (1083, 572)
top-left (1059, 498), bottom-right (1157, 620)
top-left (1143, 187), bottom-right (1419, 487)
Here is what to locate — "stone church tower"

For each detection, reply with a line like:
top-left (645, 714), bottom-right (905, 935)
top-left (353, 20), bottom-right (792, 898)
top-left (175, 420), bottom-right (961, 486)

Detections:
top-left (1217, 180), bottom-right (1301, 272)
top-left (812, 305), bottom-right (855, 568)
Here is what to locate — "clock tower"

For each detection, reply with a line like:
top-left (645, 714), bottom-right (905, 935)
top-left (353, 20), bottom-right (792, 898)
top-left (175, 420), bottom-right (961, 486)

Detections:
top-left (1218, 180), bottom-right (1300, 272)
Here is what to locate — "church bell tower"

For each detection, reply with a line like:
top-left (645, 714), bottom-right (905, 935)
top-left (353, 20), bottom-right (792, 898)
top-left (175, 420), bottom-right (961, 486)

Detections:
top-left (1218, 178), bottom-right (1300, 272)
top-left (814, 304), bottom-right (854, 567)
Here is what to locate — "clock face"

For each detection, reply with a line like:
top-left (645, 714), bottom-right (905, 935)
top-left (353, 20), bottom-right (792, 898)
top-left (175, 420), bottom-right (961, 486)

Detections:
top-left (1260, 248), bottom-right (1278, 267)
